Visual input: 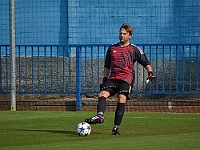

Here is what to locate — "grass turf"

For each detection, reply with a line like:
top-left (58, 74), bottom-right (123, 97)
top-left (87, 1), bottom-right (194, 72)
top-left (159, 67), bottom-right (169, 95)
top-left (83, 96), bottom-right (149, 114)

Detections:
top-left (0, 111), bottom-right (199, 150)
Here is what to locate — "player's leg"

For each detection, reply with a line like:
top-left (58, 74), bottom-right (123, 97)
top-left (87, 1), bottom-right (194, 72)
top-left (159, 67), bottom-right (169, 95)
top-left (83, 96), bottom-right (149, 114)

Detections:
top-left (112, 81), bottom-right (132, 135)
top-left (85, 89), bottom-right (115, 124)
top-left (85, 90), bottom-right (109, 124)
top-left (112, 94), bottom-right (126, 135)
top-left (96, 90), bottom-right (110, 116)
top-left (85, 80), bottom-right (117, 124)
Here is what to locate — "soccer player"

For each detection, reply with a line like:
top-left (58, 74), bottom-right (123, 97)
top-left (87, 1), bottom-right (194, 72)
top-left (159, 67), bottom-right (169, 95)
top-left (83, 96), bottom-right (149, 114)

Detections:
top-left (85, 23), bottom-right (156, 135)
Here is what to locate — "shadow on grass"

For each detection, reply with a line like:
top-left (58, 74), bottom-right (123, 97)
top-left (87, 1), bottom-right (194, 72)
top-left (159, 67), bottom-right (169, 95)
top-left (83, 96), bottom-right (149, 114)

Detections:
top-left (9, 128), bottom-right (78, 136)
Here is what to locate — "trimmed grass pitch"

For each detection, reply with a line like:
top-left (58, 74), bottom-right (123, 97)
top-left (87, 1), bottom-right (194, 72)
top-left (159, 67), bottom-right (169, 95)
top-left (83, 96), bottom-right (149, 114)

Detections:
top-left (0, 111), bottom-right (200, 150)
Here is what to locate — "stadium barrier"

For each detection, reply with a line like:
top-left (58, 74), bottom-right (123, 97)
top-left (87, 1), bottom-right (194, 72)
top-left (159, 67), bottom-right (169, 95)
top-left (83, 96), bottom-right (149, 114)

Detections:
top-left (0, 44), bottom-right (200, 110)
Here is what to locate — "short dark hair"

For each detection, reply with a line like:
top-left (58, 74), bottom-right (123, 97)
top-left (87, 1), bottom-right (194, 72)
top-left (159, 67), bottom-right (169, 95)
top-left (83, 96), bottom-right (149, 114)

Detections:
top-left (120, 23), bottom-right (134, 35)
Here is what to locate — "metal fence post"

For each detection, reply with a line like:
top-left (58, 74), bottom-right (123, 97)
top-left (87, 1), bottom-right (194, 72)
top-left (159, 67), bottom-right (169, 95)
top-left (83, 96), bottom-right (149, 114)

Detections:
top-left (76, 47), bottom-right (82, 110)
top-left (0, 46), bottom-right (2, 93)
top-left (9, 0), bottom-right (16, 111)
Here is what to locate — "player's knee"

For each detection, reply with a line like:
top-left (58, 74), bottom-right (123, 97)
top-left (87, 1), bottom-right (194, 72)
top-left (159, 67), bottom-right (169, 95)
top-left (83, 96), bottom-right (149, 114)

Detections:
top-left (99, 91), bottom-right (110, 98)
top-left (117, 94), bottom-right (126, 103)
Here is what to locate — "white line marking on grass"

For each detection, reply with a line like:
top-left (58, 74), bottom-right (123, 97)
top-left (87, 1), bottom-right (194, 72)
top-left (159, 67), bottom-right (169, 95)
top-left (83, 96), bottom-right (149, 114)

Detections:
top-left (124, 117), bottom-right (150, 119)
top-left (123, 117), bottom-right (198, 120)
top-left (160, 117), bottom-right (198, 120)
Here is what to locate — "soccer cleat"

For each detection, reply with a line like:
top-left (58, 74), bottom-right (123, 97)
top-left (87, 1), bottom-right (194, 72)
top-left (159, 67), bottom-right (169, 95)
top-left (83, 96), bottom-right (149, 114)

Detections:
top-left (112, 127), bottom-right (120, 135)
top-left (85, 115), bottom-right (104, 124)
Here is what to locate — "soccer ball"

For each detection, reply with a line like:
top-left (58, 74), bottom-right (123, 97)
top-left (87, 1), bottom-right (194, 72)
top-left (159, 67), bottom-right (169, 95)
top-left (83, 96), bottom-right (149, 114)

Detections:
top-left (76, 122), bottom-right (91, 136)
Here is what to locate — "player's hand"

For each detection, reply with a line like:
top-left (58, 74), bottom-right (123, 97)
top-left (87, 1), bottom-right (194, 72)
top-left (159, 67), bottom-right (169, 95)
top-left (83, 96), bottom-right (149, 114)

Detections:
top-left (100, 77), bottom-right (108, 90)
top-left (100, 83), bottom-right (104, 90)
top-left (146, 71), bottom-right (157, 84)
top-left (102, 77), bottom-right (108, 83)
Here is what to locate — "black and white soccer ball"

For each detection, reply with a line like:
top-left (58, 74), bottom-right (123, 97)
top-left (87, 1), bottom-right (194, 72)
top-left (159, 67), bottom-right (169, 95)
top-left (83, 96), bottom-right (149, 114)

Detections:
top-left (76, 122), bottom-right (91, 136)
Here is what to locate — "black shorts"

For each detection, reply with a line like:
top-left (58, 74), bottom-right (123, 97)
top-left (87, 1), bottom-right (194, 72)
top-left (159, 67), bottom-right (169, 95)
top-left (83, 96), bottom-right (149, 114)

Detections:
top-left (100, 79), bottom-right (132, 100)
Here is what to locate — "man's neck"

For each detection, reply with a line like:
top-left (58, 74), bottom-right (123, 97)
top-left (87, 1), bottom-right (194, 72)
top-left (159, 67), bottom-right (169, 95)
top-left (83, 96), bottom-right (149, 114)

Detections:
top-left (119, 42), bottom-right (130, 47)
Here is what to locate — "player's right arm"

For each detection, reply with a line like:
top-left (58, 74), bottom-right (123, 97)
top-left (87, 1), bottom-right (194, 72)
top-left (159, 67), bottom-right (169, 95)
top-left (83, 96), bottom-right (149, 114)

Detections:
top-left (104, 68), bottom-right (110, 78)
top-left (102, 47), bottom-right (111, 83)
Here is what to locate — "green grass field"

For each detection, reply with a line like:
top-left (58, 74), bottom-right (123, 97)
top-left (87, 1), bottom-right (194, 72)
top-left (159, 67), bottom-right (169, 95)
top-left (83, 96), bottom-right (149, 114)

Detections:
top-left (0, 111), bottom-right (200, 150)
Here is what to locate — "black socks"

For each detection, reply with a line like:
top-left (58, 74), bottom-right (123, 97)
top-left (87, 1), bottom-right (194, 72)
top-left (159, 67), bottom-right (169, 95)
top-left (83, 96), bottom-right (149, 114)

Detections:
top-left (97, 97), bottom-right (125, 127)
top-left (114, 103), bottom-right (125, 126)
top-left (97, 96), bottom-right (106, 116)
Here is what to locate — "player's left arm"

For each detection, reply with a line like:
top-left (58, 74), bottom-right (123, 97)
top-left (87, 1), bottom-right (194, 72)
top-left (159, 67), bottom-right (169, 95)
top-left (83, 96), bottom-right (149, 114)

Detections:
top-left (134, 45), bottom-right (157, 83)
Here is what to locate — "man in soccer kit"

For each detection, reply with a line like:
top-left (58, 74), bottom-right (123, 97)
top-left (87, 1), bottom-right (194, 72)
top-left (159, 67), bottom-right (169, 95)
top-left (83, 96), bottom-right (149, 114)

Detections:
top-left (85, 23), bottom-right (156, 135)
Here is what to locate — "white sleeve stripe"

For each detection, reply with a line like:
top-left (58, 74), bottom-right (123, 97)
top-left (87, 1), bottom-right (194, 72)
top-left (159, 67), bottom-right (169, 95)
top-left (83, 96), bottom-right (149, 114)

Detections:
top-left (131, 44), bottom-right (144, 54)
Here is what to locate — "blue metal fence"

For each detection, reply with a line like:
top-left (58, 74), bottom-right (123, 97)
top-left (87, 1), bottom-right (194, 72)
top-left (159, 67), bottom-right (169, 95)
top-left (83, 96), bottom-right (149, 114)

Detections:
top-left (0, 44), bottom-right (200, 109)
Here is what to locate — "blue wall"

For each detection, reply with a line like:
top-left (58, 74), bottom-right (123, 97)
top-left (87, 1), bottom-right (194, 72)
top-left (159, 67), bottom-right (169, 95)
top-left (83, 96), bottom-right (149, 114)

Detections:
top-left (0, 0), bottom-right (200, 45)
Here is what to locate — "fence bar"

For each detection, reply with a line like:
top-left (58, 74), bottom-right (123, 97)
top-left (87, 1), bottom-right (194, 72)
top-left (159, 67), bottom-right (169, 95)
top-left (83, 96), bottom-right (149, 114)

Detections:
top-left (76, 47), bottom-right (82, 110)
top-left (18, 47), bottom-right (21, 92)
top-left (44, 46), bottom-right (47, 92)
top-left (37, 47), bottom-right (40, 92)
top-left (62, 46), bottom-right (66, 92)
top-left (31, 47), bottom-right (35, 92)
top-left (189, 46), bottom-right (192, 92)
top-left (175, 46), bottom-right (179, 92)
top-left (9, 0), bottom-right (16, 111)
top-left (182, 46), bottom-right (185, 92)
top-left (0, 46), bottom-right (2, 92)
top-left (25, 47), bottom-right (28, 92)
top-left (196, 45), bottom-right (199, 92)
top-left (162, 46), bottom-right (165, 92)
top-left (56, 46), bottom-right (59, 91)
top-left (91, 46), bottom-right (94, 91)
top-left (169, 46), bottom-right (172, 92)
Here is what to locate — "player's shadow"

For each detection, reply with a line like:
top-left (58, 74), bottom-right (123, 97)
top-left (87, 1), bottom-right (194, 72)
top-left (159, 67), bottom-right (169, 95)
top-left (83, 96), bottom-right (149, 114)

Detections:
top-left (9, 129), bottom-right (78, 136)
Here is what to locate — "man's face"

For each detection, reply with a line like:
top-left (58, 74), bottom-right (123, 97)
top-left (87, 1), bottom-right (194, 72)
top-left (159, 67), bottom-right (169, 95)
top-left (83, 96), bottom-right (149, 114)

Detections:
top-left (119, 28), bottom-right (132, 43)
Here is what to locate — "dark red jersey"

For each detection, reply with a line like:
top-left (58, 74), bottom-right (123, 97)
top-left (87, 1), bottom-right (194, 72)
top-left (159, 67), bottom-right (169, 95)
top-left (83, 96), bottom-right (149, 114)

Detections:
top-left (104, 43), bottom-right (150, 84)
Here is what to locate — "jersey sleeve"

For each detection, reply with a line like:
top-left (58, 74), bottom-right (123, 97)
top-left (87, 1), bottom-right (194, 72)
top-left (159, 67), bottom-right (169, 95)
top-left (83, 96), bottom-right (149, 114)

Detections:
top-left (134, 45), bottom-right (151, 67)
top-left (104, 47), bottom-right (111, 69)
